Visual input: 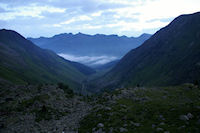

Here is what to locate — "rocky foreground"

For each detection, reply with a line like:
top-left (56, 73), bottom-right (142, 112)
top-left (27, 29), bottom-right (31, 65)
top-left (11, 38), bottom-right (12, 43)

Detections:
top-left (78, 84), bottom-right (200, 133)
top-left (0, 82), bottom-right (200, 133)
top-left (0, 83), bottom-right (92, 133)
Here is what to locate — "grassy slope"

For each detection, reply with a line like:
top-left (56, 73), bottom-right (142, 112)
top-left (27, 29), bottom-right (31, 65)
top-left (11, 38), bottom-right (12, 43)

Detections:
top-left (0, 29), bottom-right (86, 89)
top-left (95, 12), bottom-right (200, 90)
top-left (79, 84), bottom-right (200, 132)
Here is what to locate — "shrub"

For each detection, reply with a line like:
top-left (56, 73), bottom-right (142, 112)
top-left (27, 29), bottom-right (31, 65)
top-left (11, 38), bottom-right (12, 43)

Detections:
top-left (57, 82), bottom-right (74, 98)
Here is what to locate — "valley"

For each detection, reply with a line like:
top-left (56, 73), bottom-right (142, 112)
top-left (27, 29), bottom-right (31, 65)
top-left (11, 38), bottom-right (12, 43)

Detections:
top-left (0, 9), bottom-right (200, 133)
top-left (1, 82), bottom-right (200, 132)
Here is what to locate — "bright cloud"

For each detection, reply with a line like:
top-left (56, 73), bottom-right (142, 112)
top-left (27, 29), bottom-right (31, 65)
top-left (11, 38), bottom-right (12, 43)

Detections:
top-left (0, 4), bottom-right (66, 20)
top-left (57, 15), bottom-right (92, 27)
top-left (0, 0), bottom-right (199, 37)
top-left (59, 53), bottom-right (118, 66)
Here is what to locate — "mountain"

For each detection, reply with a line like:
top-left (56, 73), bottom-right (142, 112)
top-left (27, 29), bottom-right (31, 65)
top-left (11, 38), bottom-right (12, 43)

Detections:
top-left (93, 12), bottom-right (200, 91)
top-left (28, 33), bottom-right (151, 62)
top-left (70, 61), bottom-right (96, 75)
top-left (0, 29), bottom-right (95, 89)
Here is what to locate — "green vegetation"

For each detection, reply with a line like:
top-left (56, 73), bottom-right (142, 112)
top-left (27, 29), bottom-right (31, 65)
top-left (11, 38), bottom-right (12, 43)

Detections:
top-left (95, 12), bottom-right (200, 91)
top-left (79, 84), bottom-right (200, 132)
top-left (0, 29), bottom-right (91, 89)
top-left (57, 82), bottom-right (74, 98)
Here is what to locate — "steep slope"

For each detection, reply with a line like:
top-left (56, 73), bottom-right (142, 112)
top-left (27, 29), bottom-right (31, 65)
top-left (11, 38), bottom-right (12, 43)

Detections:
top-left (70, 61), bottom-right (96, 75)
top-left (28, 33), bottom-right (151, 57)
top-left (0, 29), bottom-right (94, 89)
top-left (95, 12), bottom-right (200, 90)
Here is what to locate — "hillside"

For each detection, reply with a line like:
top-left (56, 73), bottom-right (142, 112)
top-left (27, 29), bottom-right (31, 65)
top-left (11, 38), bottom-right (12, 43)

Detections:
top-left (0, 29), bottom-right (95, 89)
top-left (28, 33), bottom-right (151, 58)
top-left (93, 12), bottom-right (200, 91)
top-left (79, 84), bottom-right (200, 132)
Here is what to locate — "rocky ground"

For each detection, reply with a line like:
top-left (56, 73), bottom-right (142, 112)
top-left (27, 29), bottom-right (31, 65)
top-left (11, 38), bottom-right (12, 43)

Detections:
top-left (78, 84), bottom-right (200, 133)
top-left (0, 83), bottom-right (92, 133)
top-left (1, 82), bottom-right (200, 133)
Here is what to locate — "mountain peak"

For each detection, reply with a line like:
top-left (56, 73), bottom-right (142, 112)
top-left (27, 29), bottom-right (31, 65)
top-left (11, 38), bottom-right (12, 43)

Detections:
top-left (139, 33), bottom-right (151, 37)
top-left (0, 29), bottom-right (22, 37)
top-left (28, 32), bottom-right (151, 60)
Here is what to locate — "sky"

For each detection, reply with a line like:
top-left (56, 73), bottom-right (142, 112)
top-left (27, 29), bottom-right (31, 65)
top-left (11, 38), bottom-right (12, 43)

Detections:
top-left (0, 0), bottom-right (199, 38)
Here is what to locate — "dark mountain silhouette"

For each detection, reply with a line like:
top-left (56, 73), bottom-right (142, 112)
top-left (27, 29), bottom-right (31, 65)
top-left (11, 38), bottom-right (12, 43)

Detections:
top-left (0, 29), bottom-right (95, 89)
top-left (28, 33), bottom-right (151, 57)
top-left (93, 12), bottom-right (200, 91)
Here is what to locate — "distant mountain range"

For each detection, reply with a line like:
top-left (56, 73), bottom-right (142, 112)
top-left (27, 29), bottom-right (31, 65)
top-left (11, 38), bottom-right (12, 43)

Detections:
top-left (0, 29), bottom-right (95, 89)
top-left (91, 12), bottom-right (200, 92)
top-left (28, 33), bottom-right (151, 66)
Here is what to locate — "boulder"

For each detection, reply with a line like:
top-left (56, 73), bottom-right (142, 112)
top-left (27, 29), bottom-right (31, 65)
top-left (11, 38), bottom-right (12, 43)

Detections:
top-left (187, 113), bottom-right (193, 119)
top-left (156, 128), bottom-right (164, 132)
top-left (97, 123), bottom-right (104, 128)
top-left (120, 127), bottom-right (128, 132)
top-left (179, 115), bottom-right (189, 121)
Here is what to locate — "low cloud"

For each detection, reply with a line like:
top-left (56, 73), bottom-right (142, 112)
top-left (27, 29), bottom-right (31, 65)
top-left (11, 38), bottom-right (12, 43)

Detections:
top-left (59, 53), bottom-right (118, 66)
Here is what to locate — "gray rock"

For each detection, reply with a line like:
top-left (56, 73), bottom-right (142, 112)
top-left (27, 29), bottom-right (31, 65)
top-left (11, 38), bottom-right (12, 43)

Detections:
top-left (156, 128), bottom-right (164, 131)
top-left (94, 128), bottom-right (104, 133)
top-left (159, 115), bottom-right (165, 120)
top-left (92, 128), bottom-right (96, 131)
top-left (159, 122), bottom-right (165, 126)
top-left (196, 106), bottom-right (200, 109)
top-left (179, 115), bottom-right (189, 121)
top-left (178, 125), bottom-right (185, 129)
top-left (132, 122), bottom-right (140, 127)
top-left (120, 127), bottom-right (128, 132)
top-left (105, 107), bottom-right (112, 111)
top-left (164, 131), bottom-right (170, 133)
top-left (123, 124), bottom-right (128, 127)
top-left (187, 113), bottom-right (193, 119)
top-left (97, 123), bottom-right (104, 128)
top-left (152, 124), bottom-right (156, 128)
top-left (120, 104), bottom-right (127, 108)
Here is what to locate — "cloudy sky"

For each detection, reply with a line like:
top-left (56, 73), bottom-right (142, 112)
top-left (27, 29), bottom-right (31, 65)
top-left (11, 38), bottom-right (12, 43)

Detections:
top-left (0, 0), bottom-right (199, 38)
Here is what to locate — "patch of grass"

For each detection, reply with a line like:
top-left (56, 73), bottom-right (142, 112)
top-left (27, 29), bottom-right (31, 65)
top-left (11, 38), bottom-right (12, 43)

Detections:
top-left (79, 85), bottom-right (200, 132)
top-left (57, 82), bottom-right (74, 98)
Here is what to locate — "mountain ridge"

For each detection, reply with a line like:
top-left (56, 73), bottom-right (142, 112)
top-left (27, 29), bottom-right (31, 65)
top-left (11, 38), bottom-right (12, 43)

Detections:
top-left (28, 33), bottom-right (151, 40)
top-left (91, 12), bottom-right (200, 92)
top-left (28, 32), bottom-right (151, 59)
top-left (0, 29), bottom-right (95, 89)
